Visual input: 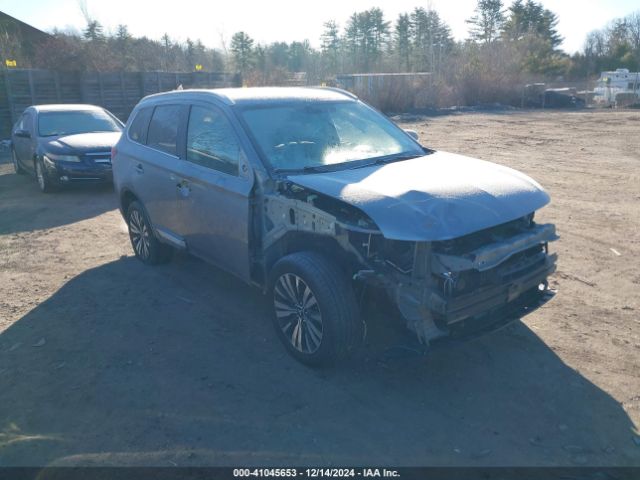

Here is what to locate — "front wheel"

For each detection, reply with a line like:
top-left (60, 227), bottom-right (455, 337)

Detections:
top-left (126, 201), bottom-right (172, 265)
top-left (12, 149), bottom-right (25, 174)
top-left (269, 252), bottom-right (361, 366)
top-left (35, 159), bottom-right (56, 193)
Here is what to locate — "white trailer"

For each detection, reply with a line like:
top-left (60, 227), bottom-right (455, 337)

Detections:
top-left (594, 68), bottom-right (640, 106)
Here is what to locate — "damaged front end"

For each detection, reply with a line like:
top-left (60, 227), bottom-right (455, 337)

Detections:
top-left (260, 179), bottom-right (557, 346)
top-left (353, 214), bottom-right (558, 344)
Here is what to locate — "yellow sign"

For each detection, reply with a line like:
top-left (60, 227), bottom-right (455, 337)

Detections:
top-left (5, 59), bottom-right (17, 67)
top-left (195, 64), bottom-right (203, 71)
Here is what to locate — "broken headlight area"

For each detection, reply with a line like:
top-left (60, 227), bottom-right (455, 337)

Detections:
top-left (351, 214), bottom-right (558, 345)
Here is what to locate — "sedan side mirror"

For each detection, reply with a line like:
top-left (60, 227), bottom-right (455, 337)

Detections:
top-left (14, 129), bottom-right (31, 139)
top-left (404, 129), bottom-right (419, 141)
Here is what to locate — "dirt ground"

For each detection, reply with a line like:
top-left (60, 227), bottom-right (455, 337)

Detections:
top-left (0, 109), bottom-right (638, 468)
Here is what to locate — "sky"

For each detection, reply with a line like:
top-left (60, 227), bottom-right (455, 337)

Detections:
top-left (2, 0), bottom-right (639, 54)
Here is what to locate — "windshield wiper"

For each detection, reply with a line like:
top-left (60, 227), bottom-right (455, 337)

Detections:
top-left (374, 153), bottom-right (423, 164)
top-left (302, 164), bottom-right (342, 173)
top-left (273, 164), bottom-right (341, 174)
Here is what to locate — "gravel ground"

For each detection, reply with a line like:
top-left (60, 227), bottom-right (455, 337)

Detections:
top-left (0, 109), bottom-right (638, 468)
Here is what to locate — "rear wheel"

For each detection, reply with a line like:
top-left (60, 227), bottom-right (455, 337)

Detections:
top-left (127, 201), bottom-right (172, 265)
top-left (270, 252), bottom-right (361, 366)
top-left (12, 149), bottom-right (25, 174)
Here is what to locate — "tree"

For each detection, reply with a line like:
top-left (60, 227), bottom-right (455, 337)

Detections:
top-left (500, 0), bottom-right (565, 75)
top-left (321, 21), bottom-right (341, 74)
top-left (160, 33), bottom-right (175, 71)
top-left (394, 13), bottom-right (412, 71)
top-left (466, 0), bottom-right (505, 44)
top-left (410, 7), bottom-right (453, 73)
top-left (503, 0), bottom-right (562, 49)
top-left (230, 31), bottom-right (255, 73)
top-left (288, 40), bottom-right (311, 72)
top-left (83, 20), bottom-right (105, 42)
top-left (113, 24), bottom-right (132, 70)
top-left (343, 8), bottom-right (389, 72)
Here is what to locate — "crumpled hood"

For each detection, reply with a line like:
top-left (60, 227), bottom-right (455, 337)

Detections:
top-left (287, 151), bottom-right (550, 241)
top-left (44, 132), bottom-right (121, 152)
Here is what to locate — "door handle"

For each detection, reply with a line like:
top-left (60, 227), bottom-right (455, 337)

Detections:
top-left (135, 163), bottom-right (144, 174)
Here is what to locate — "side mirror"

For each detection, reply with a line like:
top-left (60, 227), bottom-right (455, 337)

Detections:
top-left (404, 129), bottom-right (419, 141)
top-left (14, 129), bottom-right (31, 139)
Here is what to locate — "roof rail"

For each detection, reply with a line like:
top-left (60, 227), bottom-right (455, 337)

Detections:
top-left (311, 86), bottom-right (358, 100)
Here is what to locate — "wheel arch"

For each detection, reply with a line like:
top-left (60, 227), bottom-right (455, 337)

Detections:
top-left (120, 188), bottom-right (139, 218)
top-left (262, 231), bottom-right (360, 290)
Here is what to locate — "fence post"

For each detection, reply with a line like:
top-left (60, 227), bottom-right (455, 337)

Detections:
top-left (27, 69), bottom-right (36, 105)
top-left (54, 71), bottom-right (61, 102)
top-left (3, 69), bottom-right (16, 125)
top-left (120, 71), bottom-right (127, 110)
top-left (139, 72), bottom-right (145, 98)
top-left (98, 72), bottom-right (105, 106)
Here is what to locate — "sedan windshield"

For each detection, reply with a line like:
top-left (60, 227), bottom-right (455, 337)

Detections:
top-left (38, 110), bottom-right (122, 137)
top-left (240, 101), bottom-right (423, 172)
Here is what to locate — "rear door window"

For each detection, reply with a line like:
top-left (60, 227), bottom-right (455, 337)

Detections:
top-left (147, 105), bottom-right (184, 156)
top-left (128, 107), bottom-right (153, 144)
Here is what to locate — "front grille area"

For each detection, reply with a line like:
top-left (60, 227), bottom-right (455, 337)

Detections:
top-left (84, 151), bottom-right (112, 164)
top-left (436, 244), bottom-right (545, 298)
top-left (433, 214), bottom-right (535, 255)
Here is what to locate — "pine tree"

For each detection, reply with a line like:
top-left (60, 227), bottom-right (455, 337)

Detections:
top-left (230, 31), bottom-right (255, 74)
top-left (394, 13), bottom-right (412, 71)
top-left (321, 21), bottom-right (341, 74)
top-left (466, 0), bottom-right (505, 44)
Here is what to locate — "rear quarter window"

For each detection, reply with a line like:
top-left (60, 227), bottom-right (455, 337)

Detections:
top-left (128, 107), bottom-right (153, 144)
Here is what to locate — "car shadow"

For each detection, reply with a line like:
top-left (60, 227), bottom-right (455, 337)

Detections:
top-left (0, 166), bottom-right (116, 235)
top-left (0, 255), bottom-right (638, 468)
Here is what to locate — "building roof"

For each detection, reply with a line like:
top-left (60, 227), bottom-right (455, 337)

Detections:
top-left (0, 11), bottom-right (51, 43)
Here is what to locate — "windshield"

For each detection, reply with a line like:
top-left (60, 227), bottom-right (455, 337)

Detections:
top-left (240, 101), bottom-right (423, 172)
top-left (38, 110), bottom-right (122, 137)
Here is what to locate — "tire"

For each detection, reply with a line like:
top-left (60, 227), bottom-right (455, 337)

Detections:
top-left (126, 200), bottom-right (173, 265)
top-left (35, 158), bottom-right (56, 193)
top-left (12, 149), bottom-right (25, 175)
top-left (269, 251), bottom-right (361, 366)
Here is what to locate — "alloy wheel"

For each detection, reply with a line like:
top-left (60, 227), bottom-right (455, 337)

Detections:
top-left (36, 162), bottom-right (45, 190)
top-left (129, 209), bottom-right (151, 260)
top-left (274, 273), bottom-right (323, 354)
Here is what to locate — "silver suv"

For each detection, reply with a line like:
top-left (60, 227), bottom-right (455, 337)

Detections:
top-left (113, 87), bottom-right (557, 366)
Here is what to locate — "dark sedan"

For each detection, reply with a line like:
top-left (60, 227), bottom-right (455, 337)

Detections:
top-left (11, 104), bottom-right (123, 192)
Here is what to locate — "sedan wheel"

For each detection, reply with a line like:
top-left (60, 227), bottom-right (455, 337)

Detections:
top-left (35, 160), bottom-right (55, 192)
top-left (274, 273), bottom-right (323, 354)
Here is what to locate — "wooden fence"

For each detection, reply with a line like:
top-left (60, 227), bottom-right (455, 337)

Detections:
top-left (0, 69), bottom-right (241, 139)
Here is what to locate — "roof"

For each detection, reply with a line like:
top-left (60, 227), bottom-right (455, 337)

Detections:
top-left (0, 11), bottom-right (51, 42)
top-left (142, 87), bottom-right (357, 107)
top-left (30, 104), bottom-right (106, 113)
